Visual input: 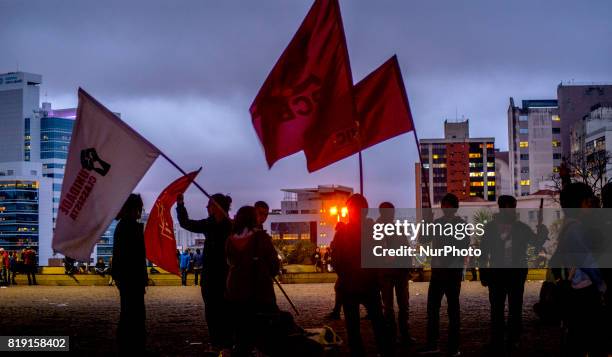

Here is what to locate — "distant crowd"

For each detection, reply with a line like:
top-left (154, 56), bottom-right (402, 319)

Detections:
top-left (0, 246), bottom-right (38, 286)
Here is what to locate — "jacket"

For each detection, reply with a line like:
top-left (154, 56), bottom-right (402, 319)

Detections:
top-left (331, 219), bottom-right (379, 294)
top-left (179, 252), bottom-right (191, 270)
top-left (111, 218), bottom-right (148, 289)
top-left (176, 203), bottom-right (232, 284)
top-left (225, 229), bottom-right (279, 307)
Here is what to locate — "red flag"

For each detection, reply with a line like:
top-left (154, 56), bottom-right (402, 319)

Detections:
top-left (144, 170), bottom-right (200, 275)
top-left (250, 0), bottom-right (355, 168)
top-left (304, 55), bottom-right (415, 172)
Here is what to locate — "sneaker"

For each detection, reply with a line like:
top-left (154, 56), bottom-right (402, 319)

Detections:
top-left (417, 345), bottom-right (440, 355)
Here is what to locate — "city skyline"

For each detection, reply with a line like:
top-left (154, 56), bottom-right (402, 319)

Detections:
top-left (2, 0), bottom-right (612, 210)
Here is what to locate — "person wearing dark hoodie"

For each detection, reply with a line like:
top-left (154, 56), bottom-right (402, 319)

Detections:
top-left (226, 205), bottom-right (280, 356)
top-left (111, 193), bottom-right (148, 355)
top-left (331, 194), bottom-right (393, 357)
top-left (176, 192), bottom-right (233, 352)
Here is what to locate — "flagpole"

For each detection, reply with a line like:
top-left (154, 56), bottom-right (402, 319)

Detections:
top-left (358, 151), bottom-right (364, 194)
top-left (159, 152), bottom-right (212, 199)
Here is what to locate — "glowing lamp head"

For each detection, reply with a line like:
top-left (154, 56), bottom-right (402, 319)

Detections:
top-left (340, 206), bottom-right (348, 218)
top-left (329, 206), bottom-right (338, 216)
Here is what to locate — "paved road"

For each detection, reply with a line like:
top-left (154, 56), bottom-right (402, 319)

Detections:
top-left (0, 282), bottom-right (559, 356)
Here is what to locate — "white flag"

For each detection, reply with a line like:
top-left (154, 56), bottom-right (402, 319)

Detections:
top-left (52, 88), bottom-right (160, 261)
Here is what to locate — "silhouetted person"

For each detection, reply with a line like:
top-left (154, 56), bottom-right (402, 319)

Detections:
top-left (550, 182), bottom-right (606, 356)
top-left (331, 194), bottom-right (392, 357)
top-left (111, 193), bottom-right (148, 355)
top-left (176, 192), bottom-right (233, 352)
top-left (418, 193), bottom-right (468, 357)
top-left (254, 200), bottom-right (270, 230)
top-left (480, 195), bottom-right (548, 352)
top-left (326, 243), bottom-right (343, 320)
top-left (193, 248), bottom-right (203, 286)
top-left (22, 246), bottom-right (37, 285)
top-left (601, 182), bottom-right (612, 353)
top-left (377, 201), bottom-right (415, 345)
top-left (95, 257), bottom-right (109, 276)
top-left (226, 206), bottom-right (280, 355)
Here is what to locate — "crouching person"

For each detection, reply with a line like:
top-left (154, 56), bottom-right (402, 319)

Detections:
top-left (226, 206), bottom-right (280, 356)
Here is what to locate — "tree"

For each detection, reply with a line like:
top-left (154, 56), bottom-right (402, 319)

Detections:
top-left (550, 149), bottom-right (612, 198)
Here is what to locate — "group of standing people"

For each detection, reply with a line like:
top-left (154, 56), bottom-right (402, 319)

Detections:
top-left (0, 246), bottom-right (38, 286)
top-left (111, 193), bottom-right (279, 356)
top-left (178, 248), bottom-right (204, 286)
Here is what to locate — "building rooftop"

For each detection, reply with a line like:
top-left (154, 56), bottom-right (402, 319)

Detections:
top-left (281, 185), bottom-right (353, 194)
top-left (521, 100), bottom-right (558, 109)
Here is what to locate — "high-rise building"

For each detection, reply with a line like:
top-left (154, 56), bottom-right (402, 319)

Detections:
top-left (508, 98), bottom-right (561, 196)
top-left (0, 162), bottom-right (53, 265)
top-left (558, 83), bottom-right (612, 158)
top-left (40, 103), bottom-right (76, 225)
top-left (0, 72), bottom-right (42, 163)
top-left (419, 120), bottom-right (495, 207)
top-left (494, 150), bottom-right (513, 198)
top-left (570, 103), bottom-right (612, 183)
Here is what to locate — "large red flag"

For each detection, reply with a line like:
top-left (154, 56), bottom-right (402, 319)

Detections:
top-left (250, 0), bottom-right (355, 168)
top-left (304, 55), bottom-right (415, 172)
top-left (144, 170), bottom-right (200, 275)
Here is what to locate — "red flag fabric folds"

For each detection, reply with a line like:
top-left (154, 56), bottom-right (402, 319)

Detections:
top-left (144, 170), bottom-right (200, 275)
top-left (305, 55), bottom-right (415, 172)
top-left (250, 0), bottom-right (355, 168)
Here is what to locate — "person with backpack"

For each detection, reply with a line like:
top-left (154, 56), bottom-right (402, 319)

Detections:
top-left (225, 205), bottom-right (280, 356)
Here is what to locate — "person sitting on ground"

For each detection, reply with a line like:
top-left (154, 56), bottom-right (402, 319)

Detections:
top-left (95, 257), bottom-right (108, 276)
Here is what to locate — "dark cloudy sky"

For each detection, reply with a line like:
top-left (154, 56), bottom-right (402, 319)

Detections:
top-left (2, 0), bottom-right (612, 215)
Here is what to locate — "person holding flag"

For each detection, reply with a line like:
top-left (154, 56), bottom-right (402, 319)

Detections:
top-left (176, 192), bottom-right (233, 353)
top-left (111, 193), bottom-right (148, 355)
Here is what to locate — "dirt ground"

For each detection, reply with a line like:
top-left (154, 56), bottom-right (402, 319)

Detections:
top-left (0, 281), bottom-right (560, 356)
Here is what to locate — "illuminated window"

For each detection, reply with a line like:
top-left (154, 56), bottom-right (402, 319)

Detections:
top-left (520, 180), bottom-right (530, 186)
top-left (487, 181), bottom-right (495, 186)
top-left (470, 182), bottom-right (484, 187)
top-left (519, 141), bottom-right (529, 148)
top-left (432, 154), bottom-right (439, 159)
top-left (487, 162), bottom-right (494, 168)
top-left (488, 191), bottom-right (495, 195)
top-left (486, 143), bottom-right (494, 149)
top-left (469, 192), bottom-right (477, 196)
top-left (469, 153), bottom-right (482, 159)
top-left (469, 172), bottom-right (484, 177)
top-left (553, 166), bottom-right (560, 173)
top-left (487, 172), bottom-right (495, 177)
top-left (552, 140), bottom-right (561, 148)
top-left (552, 115), bottom-right (560, 121)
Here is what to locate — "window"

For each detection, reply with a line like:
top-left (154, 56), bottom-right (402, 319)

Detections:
top-left (469, 153), bottom-right (482, 159)
top-left (520, 180), bottom-right (530, 186)
top-left (520, 154), bottom-right (529, 160)
top-left (552, 115), bottom-right (560, 121)
top-left (521, 167), bottom-right (529, 173)
top-left (519, 141), bottom-right (529, 148)
top-left (552, 140), bottom-right (561, 148)
top-left (487, 181), bottom-right (495, 186)
top-left (552, 127), bottom-right (561, 134)
top-left (470, 182), bottom-right (484, 187)
top-left (469, 172), bottom-right (484, 177)
top-left (553, 166), bottom-right (560, 173)
top-left (519, 128), bottom-right (529, 134)
top-left (553, 153), bottom-right (562, 160)
top-left (487, 172), bottom-right (495, 177)
top-left (519, 115), bottom-right (528, 122)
